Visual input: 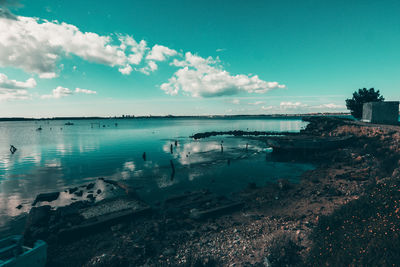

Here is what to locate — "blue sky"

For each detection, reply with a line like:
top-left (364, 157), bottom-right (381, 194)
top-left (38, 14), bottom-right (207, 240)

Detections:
top-left (0, 0), bottom-right (399, 117)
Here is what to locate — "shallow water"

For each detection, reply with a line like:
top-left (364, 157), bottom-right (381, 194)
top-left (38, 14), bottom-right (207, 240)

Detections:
top-left (0, 117), bottom-right (313, 229)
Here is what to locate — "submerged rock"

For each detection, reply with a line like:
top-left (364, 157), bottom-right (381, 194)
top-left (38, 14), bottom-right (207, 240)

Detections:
top-left (32, 192), bottom-right (60, 206)
top-left (86, 183), bottom-right (95, 190)
top-left (68, 187), bottom-right (78, 194)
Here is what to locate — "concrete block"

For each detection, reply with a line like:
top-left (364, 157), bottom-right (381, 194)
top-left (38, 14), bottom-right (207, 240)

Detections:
top-left (362, 101), bottom-right (399, 124)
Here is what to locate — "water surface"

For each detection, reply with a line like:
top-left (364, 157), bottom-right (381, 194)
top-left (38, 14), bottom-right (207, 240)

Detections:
top-left (0, 118), bottom-right (313, 229)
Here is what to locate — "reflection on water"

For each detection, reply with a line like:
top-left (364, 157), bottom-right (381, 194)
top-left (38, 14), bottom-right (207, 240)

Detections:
top-left (0, 118), bottom-right (310, 229)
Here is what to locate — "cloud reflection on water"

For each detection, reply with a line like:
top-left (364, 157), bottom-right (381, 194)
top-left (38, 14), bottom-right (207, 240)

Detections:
top-left (0, 118), bottom-right (311, 231)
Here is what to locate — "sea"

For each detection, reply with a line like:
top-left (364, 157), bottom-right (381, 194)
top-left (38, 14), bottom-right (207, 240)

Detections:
top-left (0, 117), bottom-right (314, 231)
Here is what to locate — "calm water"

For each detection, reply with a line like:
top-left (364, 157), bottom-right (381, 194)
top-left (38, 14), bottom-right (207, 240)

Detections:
top-left (0, 118), bottom-right (313, 228)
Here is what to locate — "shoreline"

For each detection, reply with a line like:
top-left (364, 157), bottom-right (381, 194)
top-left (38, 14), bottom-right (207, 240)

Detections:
top-left (0, 113), bottom-right (351, 122)
top-left (20, 116), bottom-right (400, 266)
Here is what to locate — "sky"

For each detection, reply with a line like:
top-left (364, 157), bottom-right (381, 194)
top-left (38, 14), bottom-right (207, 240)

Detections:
top-left (0, 0), bottom-right (399, 117)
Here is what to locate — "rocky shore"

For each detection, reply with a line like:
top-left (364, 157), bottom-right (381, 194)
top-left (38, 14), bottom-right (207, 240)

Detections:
top-left (23, 116), bottom-right (400, 266)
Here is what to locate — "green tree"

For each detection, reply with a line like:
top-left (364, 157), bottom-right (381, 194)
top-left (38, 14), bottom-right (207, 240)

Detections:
top-left (345, 88), bottom-right (384, 119)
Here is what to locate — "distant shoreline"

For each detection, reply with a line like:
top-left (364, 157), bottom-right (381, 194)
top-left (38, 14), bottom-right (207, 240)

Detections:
top-left (0, 113), bottom-right (351, 122)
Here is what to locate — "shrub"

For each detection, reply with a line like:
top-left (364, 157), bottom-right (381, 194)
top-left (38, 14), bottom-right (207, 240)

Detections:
top-left (345, 88), bottom-right (384, 119)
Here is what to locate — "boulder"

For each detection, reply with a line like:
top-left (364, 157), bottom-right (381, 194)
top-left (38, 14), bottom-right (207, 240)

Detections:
top-left (68, 187), bottom-right (78, 194)
top-left (32, 192), bottom-right (60, 206)
top-left (86, 183), bottom-right (95, 190)
top-left (26, 205), bottom-right (52, 226)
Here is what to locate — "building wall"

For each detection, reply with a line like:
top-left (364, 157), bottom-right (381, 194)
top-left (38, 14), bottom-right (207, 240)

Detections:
top-left (362, 101), bottom-right (399, 124)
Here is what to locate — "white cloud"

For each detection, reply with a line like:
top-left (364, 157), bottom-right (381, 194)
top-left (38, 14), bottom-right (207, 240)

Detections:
top-left (248, 101), bottom-right (265, 105)
top-left (41, 86), bottom-right (97, 99)
top-left (0, 89), bottom-right (30, 101)
top-left (0, 73), bottom-right (36, 101)
top-left (75, 88), bottom-right (97, 94)
top-left (312, 103), bottom-right (344, 109)
top-left (280, 101), bottom-right (308, 109)
top-left (118, 64), bottom-right (133, 75)
top-left (121, 36), bottom-right (148, 65)
top-left (0, 14), bottom-right (286, 100)
top-left (146, 44), bottom-right (177, 61)
top-left (41, 86), bottom-right (72, 99)
top-left (0, 73), bottom-right (36, 89)
top-left (230, 99), bottom-right (240, 105)
top-left (139, 60), bottom-right (158, 75)
top-left (0, 16), bottom-right (153, 77)
top-left (139, 45), bottom-right (177, 74)
top-left (261, 105), bottom-right (273, 110)
top-left (161, 52), bottom-right (285, 97)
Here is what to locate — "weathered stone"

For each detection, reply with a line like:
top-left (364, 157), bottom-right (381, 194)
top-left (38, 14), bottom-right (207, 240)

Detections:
top-left (86, 183), bottom-right (95, 190)
top-left (26, 205), bottom-right (52, 227)
top-left (68, 187), bottom-right (78, 194)
top-left (32, 192), bottom-right (60, 206)
top-left (392, 168), bottom-right (400, 178)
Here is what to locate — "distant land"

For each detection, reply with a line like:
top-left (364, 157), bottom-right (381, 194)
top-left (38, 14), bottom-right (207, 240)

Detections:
top-left (0, 113), bottom-right (351, 121)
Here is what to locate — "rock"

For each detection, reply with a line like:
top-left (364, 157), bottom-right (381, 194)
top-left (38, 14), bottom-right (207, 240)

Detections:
top-left (209, 224), bottom-right (219, 231)
top-left (263, 257), bottom-right (272, 267)
top-left (55, 204), bottom-right (83, 223)
top-left (97, 189), bottom-right (102, 194)
top-left (325, 186), bottom-right (342, 196)
top-left (277, 179), bottom-right (291, 191)
top-left (32, 192), bottom-right (60, 206)
top-left (26, 205), bottom-right (52, 227)
top-left (87, 194), bottom-right (95, 201)
top-left (354, 156), bottom-right (363, 162)
top-left (111, 223), bottom-right (124, 232)
top-left (189, 208), bottom-right (201, 219)
top-left (75, 190), bottom-right (83, 197)
top-left (86, 183), bottom-right (95, 190)
top-left (163, 248), bottom-right (176, 256)
top-left (16, 204), bottom-right (23, 209)
top-left (392, 168), bottom-right (400, 178)
top-left (68, 187), bottom-right (78, 194)
top-left (86, 253), bottom-right (128, 266)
